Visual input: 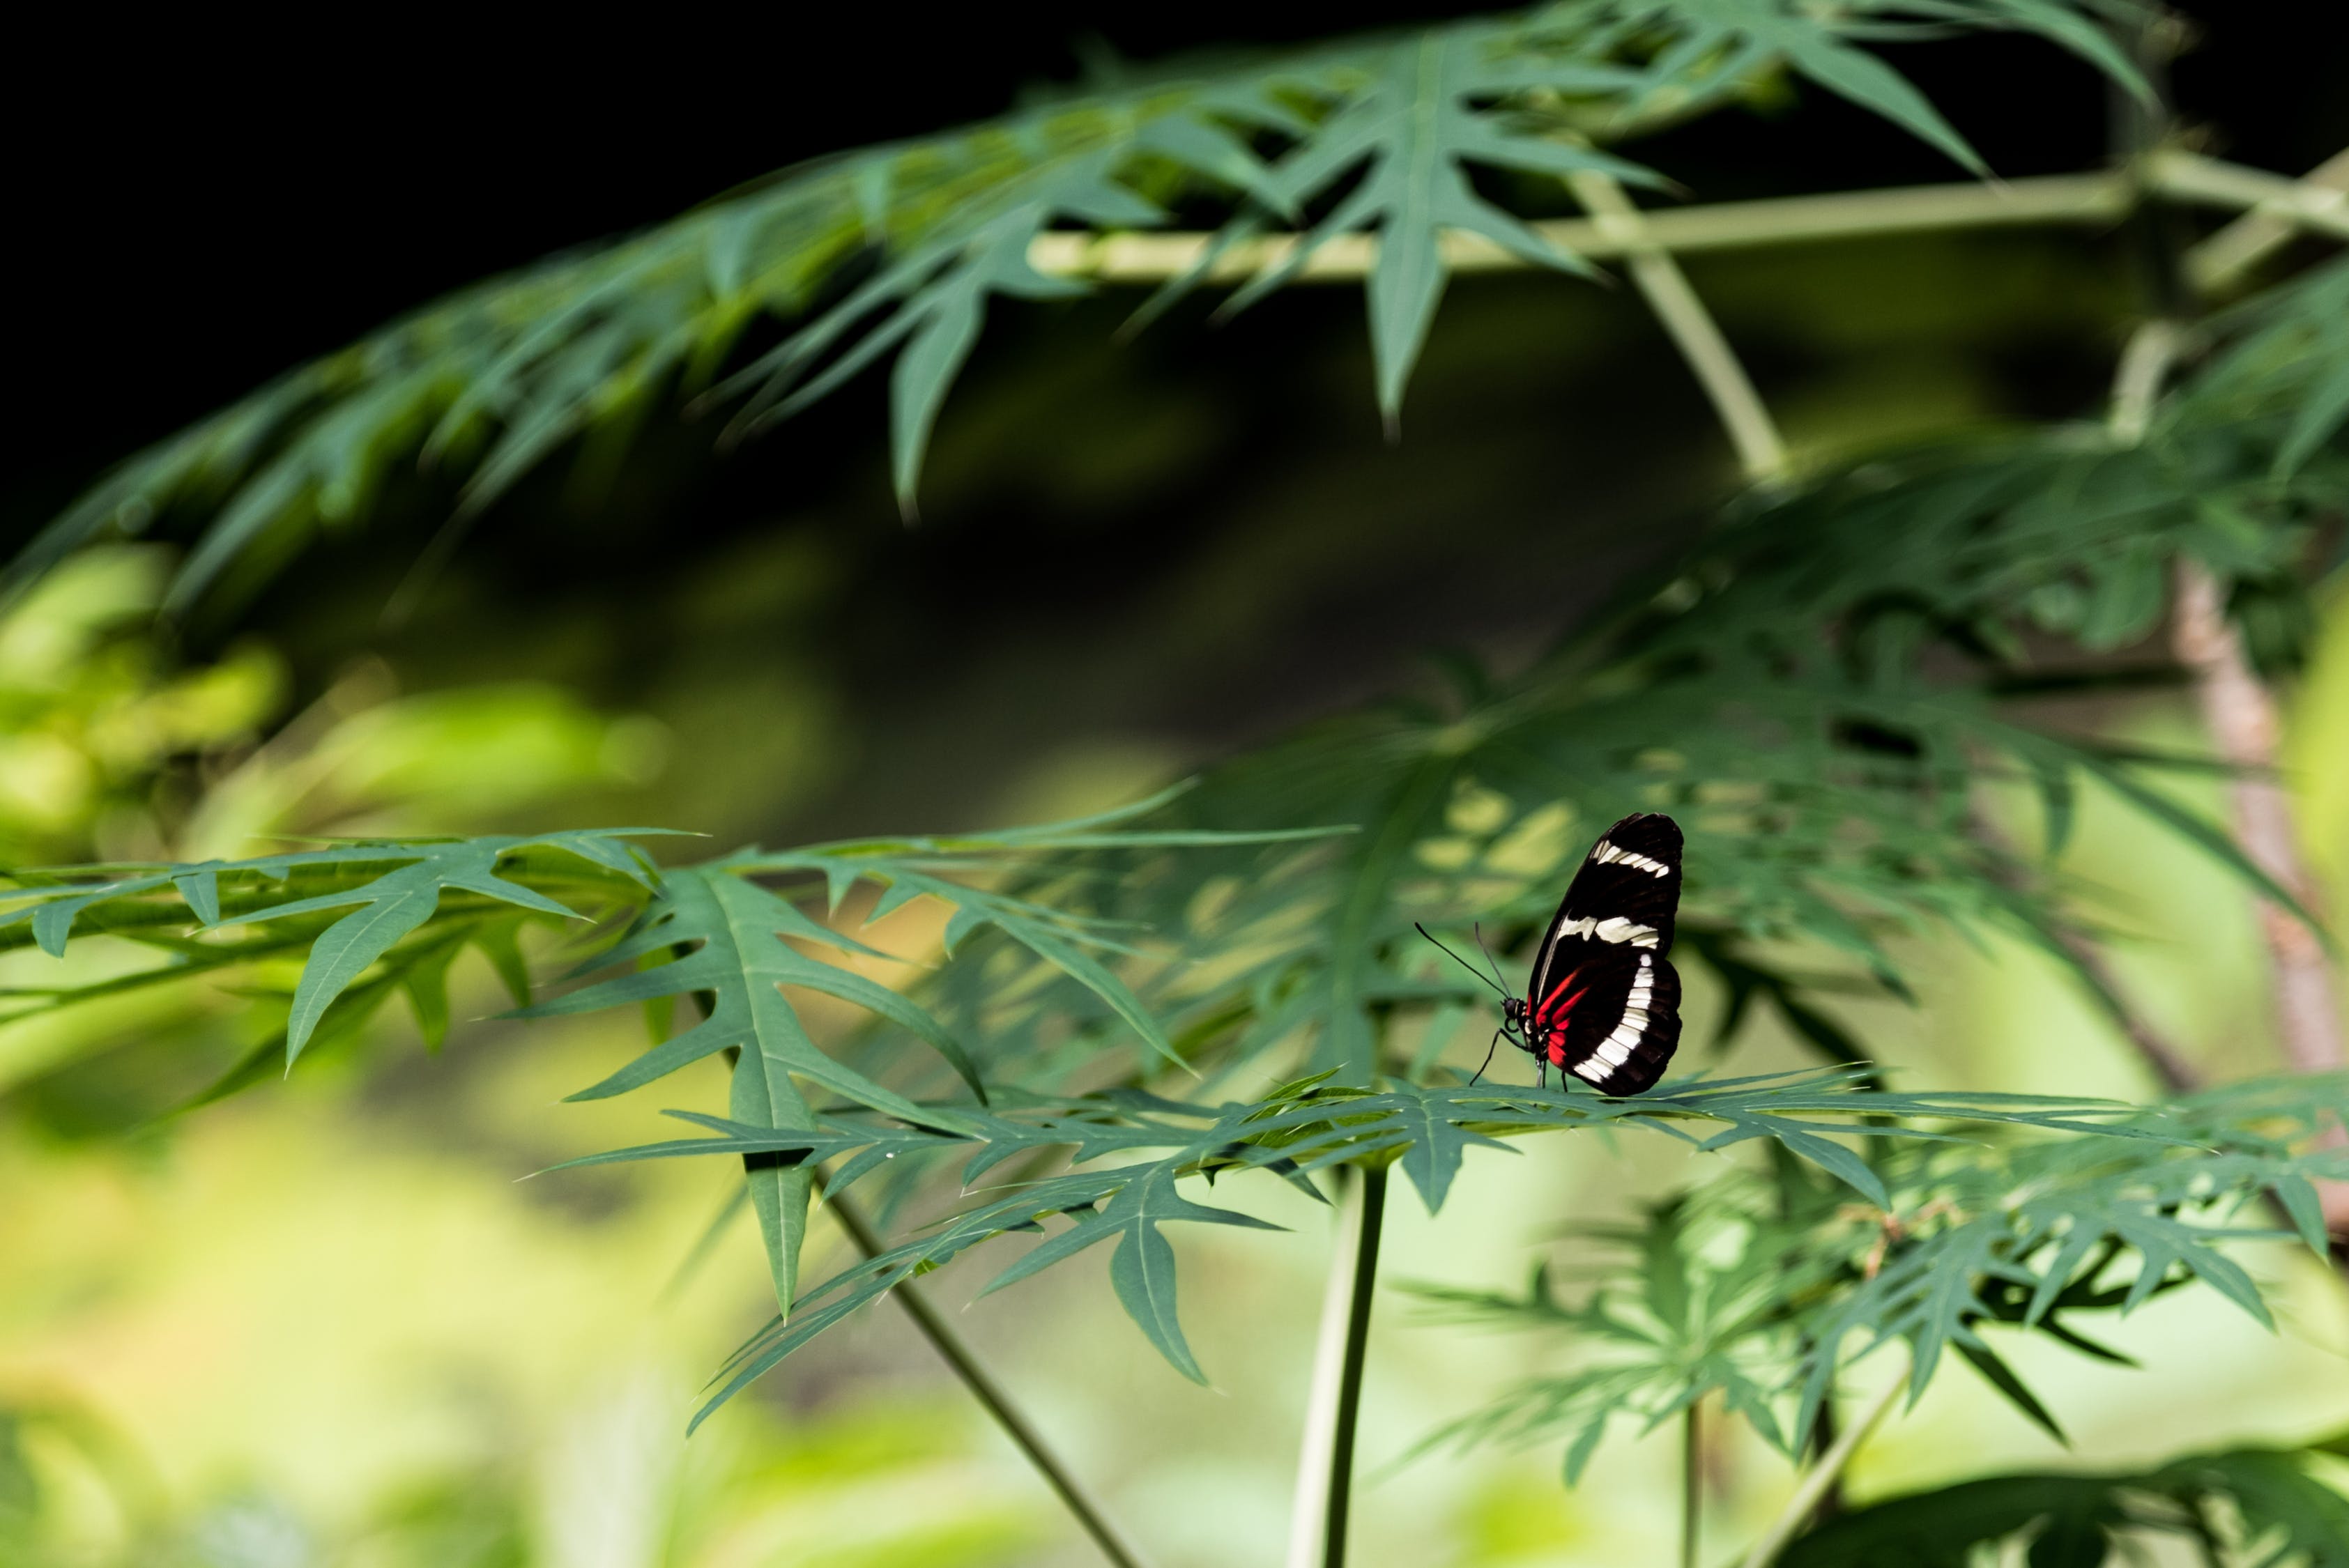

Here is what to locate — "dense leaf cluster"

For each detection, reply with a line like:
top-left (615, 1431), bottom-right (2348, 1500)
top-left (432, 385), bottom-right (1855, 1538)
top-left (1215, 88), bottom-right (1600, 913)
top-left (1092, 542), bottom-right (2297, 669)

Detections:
top-left (10, 808), bottom-right (2278, 1438)
top-left (1411, 1073), bottom-right (2349, 1482)
top-left (7, 0), bottom-right (2144, 607)
top-left (558, 1062), bottom-right (2166, 1424)
top-left (0, 797), bottom-right (1319, 1319)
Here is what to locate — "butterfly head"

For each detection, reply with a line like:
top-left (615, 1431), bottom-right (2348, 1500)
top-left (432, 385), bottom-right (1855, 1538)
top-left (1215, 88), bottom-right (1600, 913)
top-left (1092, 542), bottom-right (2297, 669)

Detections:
top-left (1501, 994), bottom-right (1528, 1037)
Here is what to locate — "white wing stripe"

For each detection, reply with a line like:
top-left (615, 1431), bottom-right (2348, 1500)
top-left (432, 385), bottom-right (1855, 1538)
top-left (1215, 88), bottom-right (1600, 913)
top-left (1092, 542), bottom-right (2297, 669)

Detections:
top-left (1556, 914), bottom-right (1661, 948)
top-left (1586, 838), bottom-right (1672, 878)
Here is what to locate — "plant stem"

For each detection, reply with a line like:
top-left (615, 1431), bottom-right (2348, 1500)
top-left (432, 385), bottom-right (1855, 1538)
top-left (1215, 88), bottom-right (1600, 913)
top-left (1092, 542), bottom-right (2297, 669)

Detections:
top-left (1029, 173), bottom-right (2134, 282)
top-left (2186, 146), bottom-right (2349, 294)
top-left (1736, 1371), bottom-right (1907, 1568)
top-left (1565, 172), bottom-right (1788, 486)
top-left (2171, 563), bottom-right (2348, 1084)
top-left (2147, 149), bottom-right (2349, 247)
top-left (1027, 153), bottom-right (2349, 289)
top-left (1285, 1165), bottom-right (1391, 1568)
top-left (1285, 1167), bottom-right (1363, 1568)
top-left (826, 1188), bottom-right (1158, 1568)
top-left (1681, 1399), bottom-right (1703, 1568)
top-left (1324, 1164), bottom-right (1388, 1568)
top-left (1967, 794), bottom-right (2203, 1095)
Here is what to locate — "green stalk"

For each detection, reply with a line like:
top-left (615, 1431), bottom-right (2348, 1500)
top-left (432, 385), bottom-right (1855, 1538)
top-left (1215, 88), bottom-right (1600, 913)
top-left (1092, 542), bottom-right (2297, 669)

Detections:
top-left (1285, 1169), bottom-right (1363, 1568)
top-left (2184, 146), bottom-right (2349, 294)
top-left (1028, 159), bottom-right (2346, 289)
top-left (1736, 1371), bottom-right (1908, 1568)
top-left (1321, 1163), bottom-right (1389, 1568)
top-left (1029, 173), bottom-right (2134, 282)
top-left (826, 1187), bottom-right (1157, 1568)
top-left (705, 1029), bottom-right (1152, 1568)
top-left (1565, 172), bottom-right (1788, 486)
top-left (1682, 1399), bottom-right (1703, 1568)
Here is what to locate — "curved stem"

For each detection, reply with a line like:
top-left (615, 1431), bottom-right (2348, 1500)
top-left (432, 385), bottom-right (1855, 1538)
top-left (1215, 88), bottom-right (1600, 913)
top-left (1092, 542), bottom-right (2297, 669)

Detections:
top-left (1736, 1371), bottom-right (1907, 1568)
top-left (1965, 799), bottom-right (2202, 1093)
top-left (826, 1189), bottom-right (1157, 1568)
top-left (1566, 172), bottom-right (1788, 486)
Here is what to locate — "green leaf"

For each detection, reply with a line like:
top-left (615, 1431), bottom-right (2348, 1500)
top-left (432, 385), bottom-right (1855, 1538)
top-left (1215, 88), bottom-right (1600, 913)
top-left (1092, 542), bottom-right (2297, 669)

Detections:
top-left (398, 926), bottom-right (466, 1054)
top-left (0, 834), bottom-right (650, 1053)
top-left (1759, 14), bottom-right (1988, 177)
top-left (286, 887), bottom-right (440, 1064)
top-left (732, 1046), bottom-right (816, 1320)
top-left (1782, 1440), bottom-right (2349, 1568)
top-left (583, 1066), bottom-right (2182, 1420)
top-left (1221, 26), bottom-right (1650, 425)
top-left (1952, 1336), bottom-right (2067, 1444)
top-left (2271, 1172), bottom-right (2330, 1255)
top-left (540, 867), bottom-right (970, 1128)
top-left (171, 866), bottom-right (223, 925)
top-left (1110, 1208), bottom-right (1207, 1383)
top-left (1388, 1081), bottom-right (1515, 1211)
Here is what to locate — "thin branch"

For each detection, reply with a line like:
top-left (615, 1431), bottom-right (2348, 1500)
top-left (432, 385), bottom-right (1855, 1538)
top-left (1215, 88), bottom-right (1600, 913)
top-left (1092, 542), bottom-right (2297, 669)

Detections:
top-left (1566, 172), bottom-right (1789, 484)
top-left (2113, 37), bottom-right (2349, 1217)
top-left (1736, 1369), bottom-right (1908, 1568)
top-left (2107, 318), bottom-right (2189, 446)
top-left (826, 1189), bottom-right (1158, 1568)
top-left (2169, 564), bottom-right (2346, 1082)
top-left (2113, 321), bottom-right (2341, 1090)
top-left (1027, 155), bottom-right (2349, 289)
top-left (1966, 800), bottom-right (2202, 1093)
top-left (2147, 149), bottom-right (2349, 247)
top-left (1028, 174), bottom-right (2134, 282)
top-left (2186, 146), bottom-right (2349, 294)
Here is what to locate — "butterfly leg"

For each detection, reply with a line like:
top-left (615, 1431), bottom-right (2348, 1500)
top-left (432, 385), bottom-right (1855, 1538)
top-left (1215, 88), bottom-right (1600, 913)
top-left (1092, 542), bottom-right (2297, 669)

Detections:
top-left (1469, 1028), bottom-right (1503, 1087)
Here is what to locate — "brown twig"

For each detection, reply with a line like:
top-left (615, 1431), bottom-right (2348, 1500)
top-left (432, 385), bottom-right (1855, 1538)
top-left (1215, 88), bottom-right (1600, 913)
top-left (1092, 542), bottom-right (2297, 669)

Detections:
top-left (2113, 20), bottom-right (2348, 1227)
top-left (1967, 802), bottom-right (2203, 1094)
top-left (825, 1187), bottom-right (1158, 1568)
top-left (2169, 564), bottom-right (2346, 1082)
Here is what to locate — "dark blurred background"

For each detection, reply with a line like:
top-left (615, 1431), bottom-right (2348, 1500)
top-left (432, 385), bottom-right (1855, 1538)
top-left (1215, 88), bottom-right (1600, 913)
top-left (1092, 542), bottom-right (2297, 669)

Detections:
top-left (9, 3), bottom-right (2344, 853)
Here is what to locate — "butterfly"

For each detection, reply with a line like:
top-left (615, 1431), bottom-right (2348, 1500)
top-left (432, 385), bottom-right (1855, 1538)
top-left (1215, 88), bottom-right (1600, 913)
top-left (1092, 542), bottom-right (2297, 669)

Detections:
top-left (1419, 812), bottom-right (1685, 1095)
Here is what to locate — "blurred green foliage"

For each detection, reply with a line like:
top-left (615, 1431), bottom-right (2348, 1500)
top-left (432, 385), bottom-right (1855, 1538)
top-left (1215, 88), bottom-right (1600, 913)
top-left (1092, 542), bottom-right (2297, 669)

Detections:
top-left (0, 545), bottom-right (664, 871)
top-left (0, 1387), bottom-right (1040, 1568)
top-left (0, 548), bottom-right (282, 868)
top-left (0, 546), bottom-right (667, 1136)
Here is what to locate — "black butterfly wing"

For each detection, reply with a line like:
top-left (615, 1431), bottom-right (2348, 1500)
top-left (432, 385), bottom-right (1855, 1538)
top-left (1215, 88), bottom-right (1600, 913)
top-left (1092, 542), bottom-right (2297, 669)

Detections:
top-left (1534, 948), bottom-right (1683, 1094)
top-left (1524, 813), bottom-right (1685, 1094)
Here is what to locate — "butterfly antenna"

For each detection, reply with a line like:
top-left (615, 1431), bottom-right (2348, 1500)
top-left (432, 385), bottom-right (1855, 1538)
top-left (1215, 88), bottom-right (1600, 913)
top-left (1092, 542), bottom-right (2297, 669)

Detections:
top-left (1414, 923), bottom-right (1508, 998)
top-left (1471, 923), bottom-right (1512, 992)
top-left (1469, 1028), bottom-right (1503, 1087)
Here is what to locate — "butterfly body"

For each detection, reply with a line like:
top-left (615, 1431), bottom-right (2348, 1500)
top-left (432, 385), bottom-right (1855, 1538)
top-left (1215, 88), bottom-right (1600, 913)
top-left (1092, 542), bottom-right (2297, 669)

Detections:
top-left (1501, 812), bottom-right (1685, 1094)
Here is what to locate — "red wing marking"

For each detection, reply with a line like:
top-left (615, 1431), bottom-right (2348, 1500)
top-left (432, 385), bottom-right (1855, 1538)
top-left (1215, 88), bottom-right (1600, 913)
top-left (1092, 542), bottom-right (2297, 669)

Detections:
top-left (1538, 975), bottom-right (1591, 1068)
top-left (1534, 967), bottom-right (1587, 1027)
